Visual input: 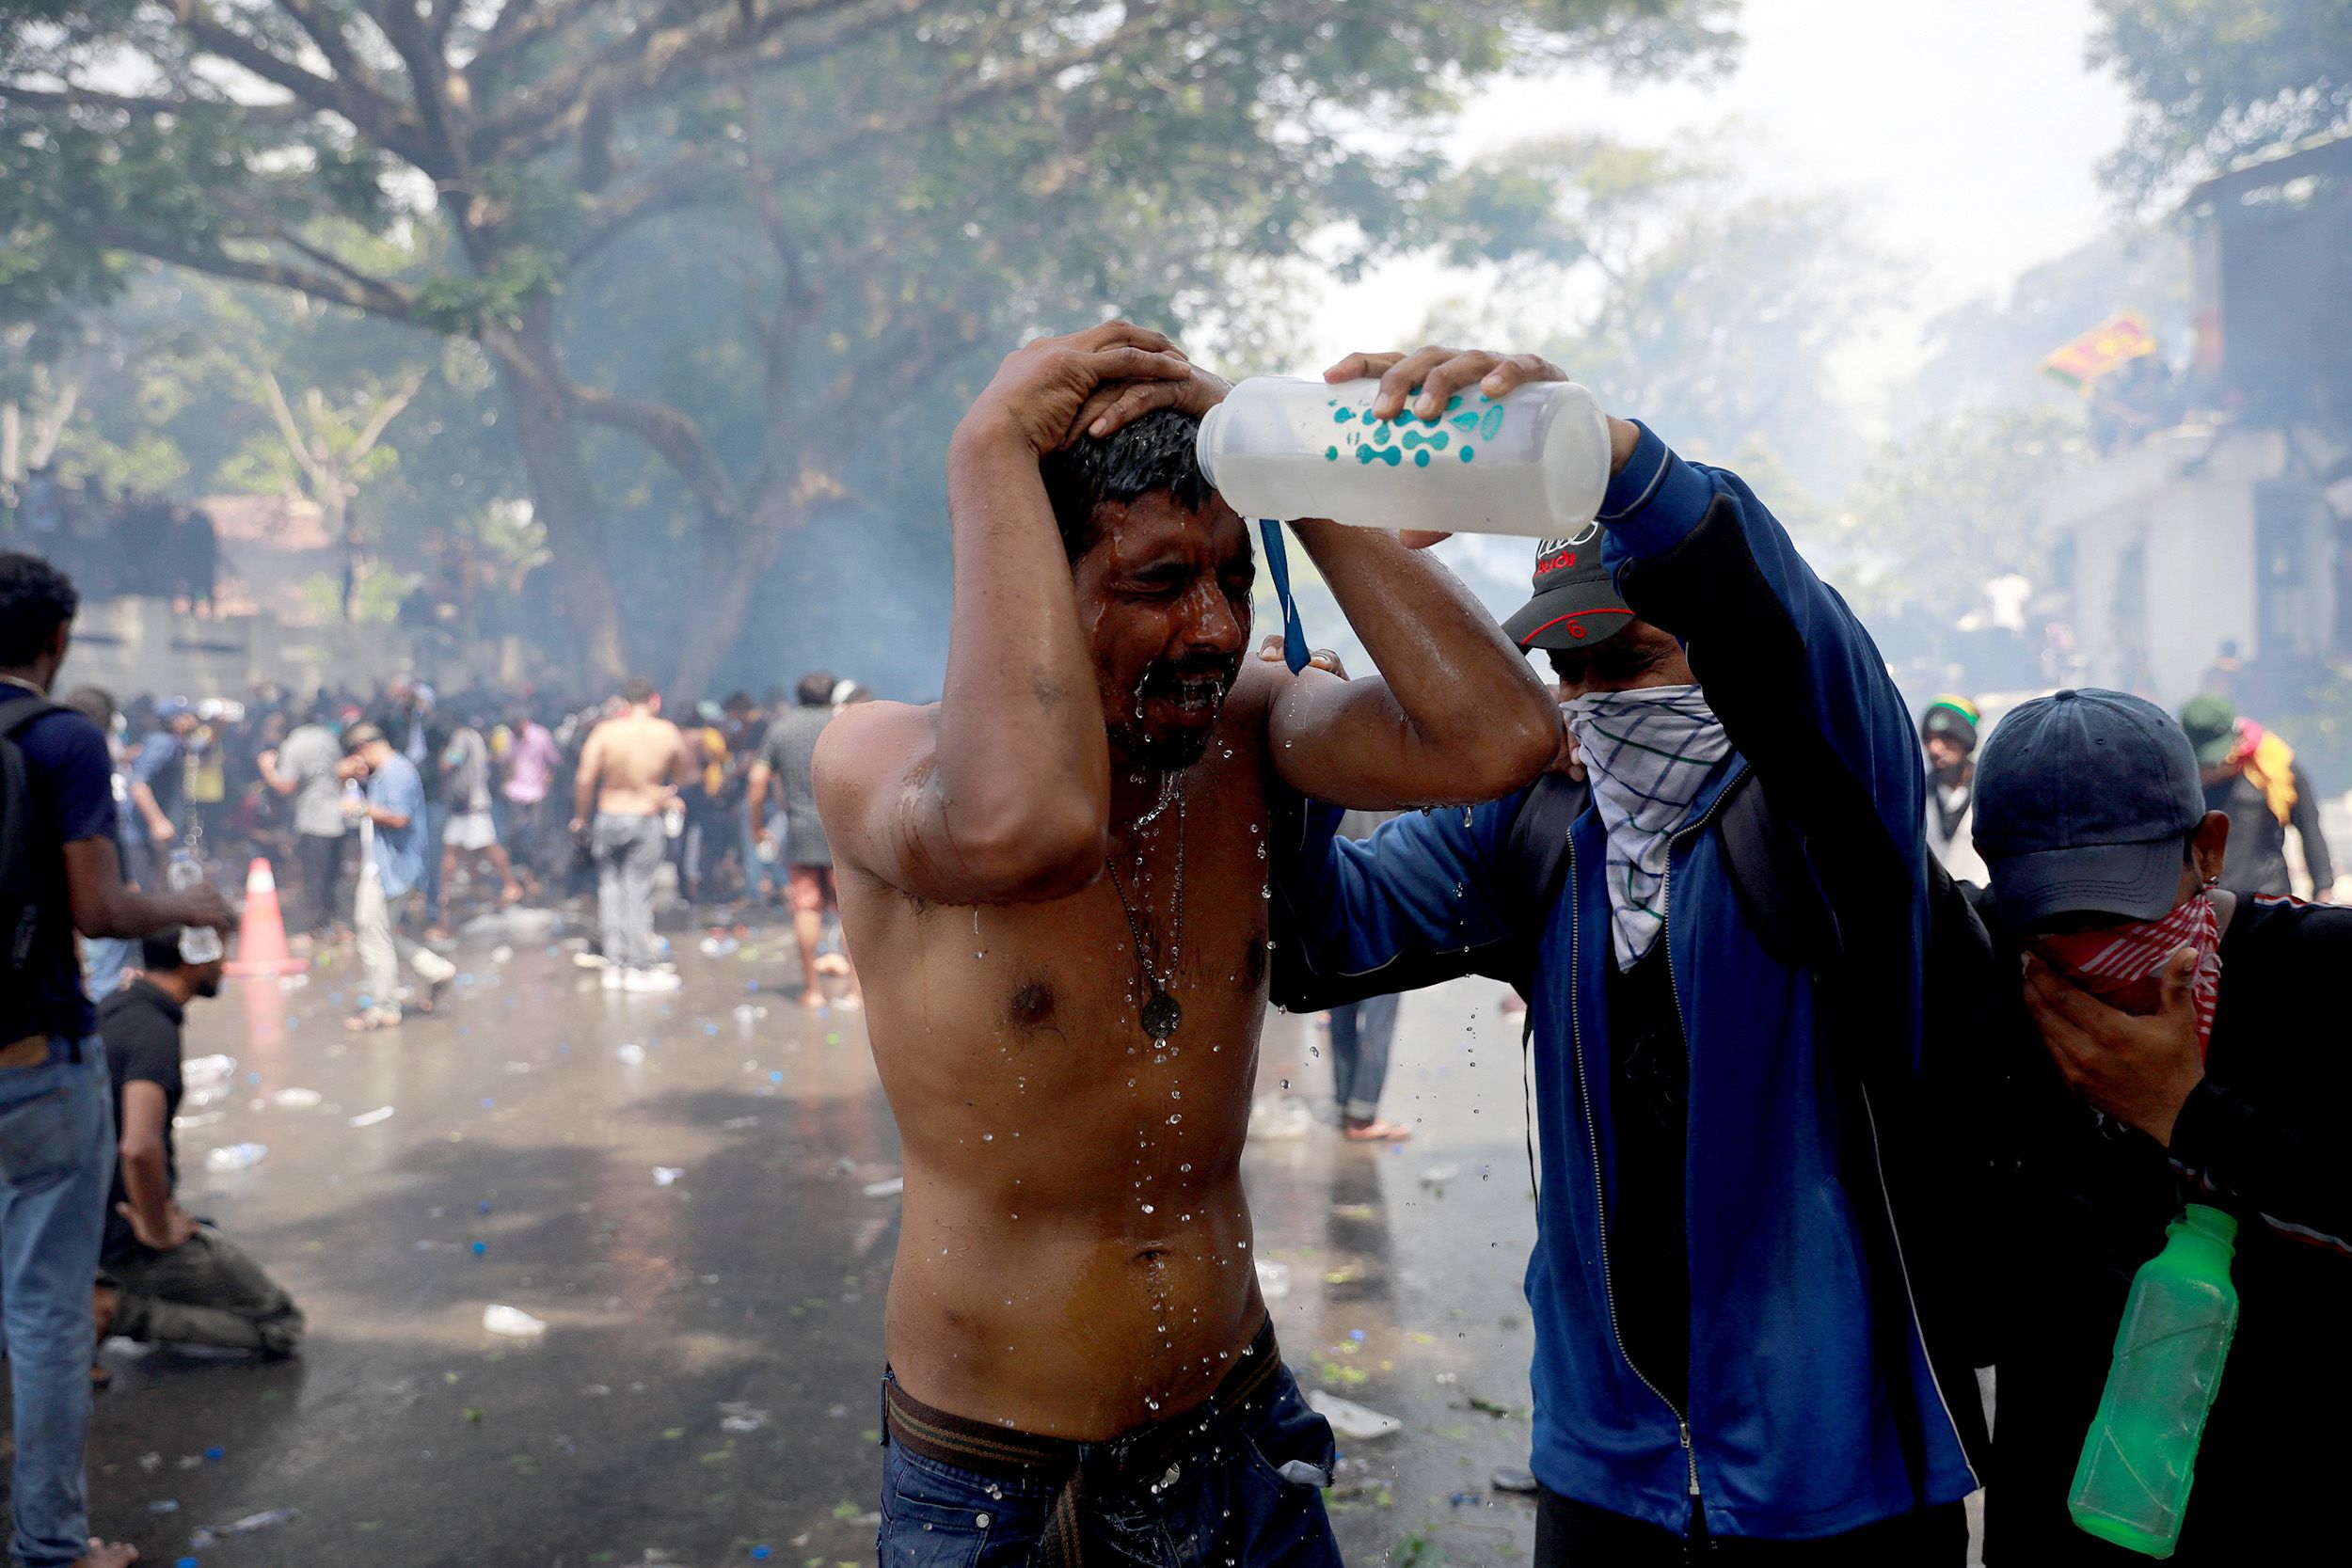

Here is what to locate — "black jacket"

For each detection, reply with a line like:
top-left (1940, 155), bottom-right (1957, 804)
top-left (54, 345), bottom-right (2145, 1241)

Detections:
top-left (1974, 891), bottom-right (2352, 1564)
top-left (2207, 763), bottom-right (2333, 897)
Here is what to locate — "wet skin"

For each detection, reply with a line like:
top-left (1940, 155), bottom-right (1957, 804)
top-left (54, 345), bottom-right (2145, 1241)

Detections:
top-left (828, 498), bottom-right (1290, 1438)
top-left (818, 323), bottom-right (1558, 1441)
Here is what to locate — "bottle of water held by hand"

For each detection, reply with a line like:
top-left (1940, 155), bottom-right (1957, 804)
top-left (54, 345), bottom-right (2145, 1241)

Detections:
top-left (167, 847), bottom-right (225, 964)
top-left (1196, 376), bottom-right (1613, 538)
top-left (2069, 1205), bottom-right (2241, 1558)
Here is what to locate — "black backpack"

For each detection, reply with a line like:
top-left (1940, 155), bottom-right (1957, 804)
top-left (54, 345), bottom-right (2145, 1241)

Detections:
top-left (0, 693), bottom-right (67, 995)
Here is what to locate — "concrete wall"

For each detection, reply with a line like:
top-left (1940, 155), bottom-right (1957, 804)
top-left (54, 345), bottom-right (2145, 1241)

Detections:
top-left (57, 596), bottom-right (415, 701)
top-left (2047, 425), bottom-right (2303, 705)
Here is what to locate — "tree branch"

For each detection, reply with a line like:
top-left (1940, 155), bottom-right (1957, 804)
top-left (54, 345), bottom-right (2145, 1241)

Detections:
top-left (476, 322), bottom-right (742, 521)
top-left (170, 0), bottom-right (425, 163)
top-left (269, 0), bottom-right (391, 104)
top-left (564, 150), bottom-right (737, 265)
top-left (348, 366), bottom-right (430, 462)
top-left (94, 223), bottom-right (426, 327)
top-left (257, 369), bottom-right (337, 492)
top-left (375, 0), bottom-right (469, 178)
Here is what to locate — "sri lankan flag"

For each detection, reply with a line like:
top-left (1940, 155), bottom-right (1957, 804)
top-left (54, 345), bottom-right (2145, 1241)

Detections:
top-left (2040, 310), bottom-right (2160, 391)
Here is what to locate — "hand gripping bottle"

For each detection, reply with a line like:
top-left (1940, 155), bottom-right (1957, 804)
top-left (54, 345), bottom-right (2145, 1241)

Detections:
top-left (2069, 1204), bottom-right (2241, 1558)
top-left (167, 847), bottom-right (225, 964)
top-left (1196, 376), bottom-right (1613, 538)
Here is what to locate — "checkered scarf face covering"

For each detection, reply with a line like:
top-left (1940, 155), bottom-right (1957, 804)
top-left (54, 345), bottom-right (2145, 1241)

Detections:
top-left (1563, 684), bottom-right (1733, 970)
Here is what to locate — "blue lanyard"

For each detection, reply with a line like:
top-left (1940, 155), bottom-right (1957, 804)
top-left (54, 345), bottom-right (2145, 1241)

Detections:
top-left (1258, 518), bottom-right (1309, 673)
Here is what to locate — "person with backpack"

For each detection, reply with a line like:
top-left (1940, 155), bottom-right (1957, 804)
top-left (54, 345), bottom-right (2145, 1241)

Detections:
top-left (1, 551), bottom-right (234, 1568)
top-left (1266, 348), bottom-right (1987, 1564)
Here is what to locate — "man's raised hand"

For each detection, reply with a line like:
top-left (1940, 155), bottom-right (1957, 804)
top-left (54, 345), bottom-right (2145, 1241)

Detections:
top-left (955, 321), bottom-right (1196, 459)
top-left (1325, 347), bottom-right (1572, 425)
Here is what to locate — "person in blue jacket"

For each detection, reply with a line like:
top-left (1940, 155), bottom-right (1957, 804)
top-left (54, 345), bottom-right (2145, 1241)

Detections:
top-left (1269, 346), bottom-right (1990, 1563)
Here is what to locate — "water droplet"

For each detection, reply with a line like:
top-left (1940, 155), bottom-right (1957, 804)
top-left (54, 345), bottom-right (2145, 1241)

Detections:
top-left (1167, 1114), bottom-right (1183, 1125)
top-left (1279, 1077), bottom-right (1289, 1088)
top-left (1141, 1203), bottom-right (1155, 1214)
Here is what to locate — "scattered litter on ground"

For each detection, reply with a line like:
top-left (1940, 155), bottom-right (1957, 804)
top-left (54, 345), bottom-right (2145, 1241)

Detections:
top-left (182, 1054), bottom-right (237, 1090)
top-left (1465, 1393), bottom-right (1523, 1419)
top-left (490, 944), bottom-right (514, 963)
top-left (718, 1401), bottom-right (769, 1433)
top-left (148, 1499), bottom-right (178, 1513)
top-left (1248, 1097), bottom-right (1314, 1141)
top-left (861, 1177), bottom-right (903, 1198)
top-left (722, 1116), bottom-right (760, 1130)
top-left (483, 1305), bottom-right (548, 1338)
top-left (204, 1143), bottom-right (266, 1173)
top-left (1490, 1466), bottom-right (1539, 1493)
top-left (1254, 1259), bottom-right (1293, 1300)
top-left (653, 1166), bottom-right (685, 1186)
top-left (136, 1453), bottom-right (162, 1474)
top-left (1420, 1162), bottom-right (1463, 1188)
top-left (1305, 1390), bottom-right (1402, 1441)
top-left (172, 1111), bottom-right (225, 1130)
top-left (348, 1106), bottom-right (395, 1128)
top-left (267, 1087), bottom-right (322, 1109)
top-left (189, 1508), bottom-right (297, 1548)
top-left (616, 1043), bottom-right (647, 1065)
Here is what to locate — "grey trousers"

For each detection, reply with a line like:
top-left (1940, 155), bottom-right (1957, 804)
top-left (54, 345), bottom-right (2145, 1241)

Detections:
top-left (354, 870), bottom-right (457, 1020)
top-left (594, 812), bottom-right (667, 968)
top-left (105, 1227), bottom-right (304, 1356)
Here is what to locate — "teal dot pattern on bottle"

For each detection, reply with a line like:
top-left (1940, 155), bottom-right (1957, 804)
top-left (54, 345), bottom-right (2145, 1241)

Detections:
top-left (1326, 391), bottom-right (1502, 468)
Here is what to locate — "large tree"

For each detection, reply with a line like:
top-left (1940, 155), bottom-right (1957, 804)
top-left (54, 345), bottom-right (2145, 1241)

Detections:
top-left (2, 0), bottom-right (1734, 692)
top-left (2090, 0), bottom-right (2352, 201)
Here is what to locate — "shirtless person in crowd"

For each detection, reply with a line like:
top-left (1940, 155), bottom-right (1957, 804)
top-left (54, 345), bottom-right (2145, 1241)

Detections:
top-left (570, 679), bottom-right (692, 993)
top-left (818, 323), bottom-right (1559, 1564)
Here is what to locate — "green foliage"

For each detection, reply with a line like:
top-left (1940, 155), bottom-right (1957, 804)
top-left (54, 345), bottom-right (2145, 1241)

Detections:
top-left (2, 0), bottom-right (1741, 686)
top-left (2090, 0), bottom-right (2352, 201)
top-left (1836, 405), bottom-right (2087, 629)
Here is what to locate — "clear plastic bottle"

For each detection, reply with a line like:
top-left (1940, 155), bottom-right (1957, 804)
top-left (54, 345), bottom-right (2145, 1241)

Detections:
top-left (1196, 376), bottom-right (1613, 538)
top-left (167, 847), bottom-right (225, 964)
top-left (2069, 1204), bottom-right (2241, 1558)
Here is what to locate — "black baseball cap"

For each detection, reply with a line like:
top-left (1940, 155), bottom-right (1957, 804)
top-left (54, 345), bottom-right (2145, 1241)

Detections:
top-left (1502, 524), bottom-right (1634, 653)
top-left (1973, 689), bottom-right (2205, 927)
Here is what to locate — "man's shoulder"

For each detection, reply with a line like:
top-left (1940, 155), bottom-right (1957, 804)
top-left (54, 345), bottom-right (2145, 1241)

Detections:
top-left (2233, 894), bottom-right (2352, 958)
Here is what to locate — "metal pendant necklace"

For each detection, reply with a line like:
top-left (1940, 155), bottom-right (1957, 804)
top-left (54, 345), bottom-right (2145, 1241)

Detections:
top-left (1105, 782), bottom-right (1188, 1044)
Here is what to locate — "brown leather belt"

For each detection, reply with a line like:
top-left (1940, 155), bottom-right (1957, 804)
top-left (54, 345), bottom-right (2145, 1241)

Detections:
top-left (882, 1318), bottom-right (1284, 1568)
top-left (0, 1036), bottom-right (55, 1069)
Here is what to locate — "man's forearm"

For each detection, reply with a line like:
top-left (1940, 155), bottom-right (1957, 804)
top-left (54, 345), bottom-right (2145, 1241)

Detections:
top-left (122, 1149), bottom-right (173, 1236)
top-left (935, 429), bottom-right (1109, 873)
top-left (1293, 520), bottom-right (1555, 769)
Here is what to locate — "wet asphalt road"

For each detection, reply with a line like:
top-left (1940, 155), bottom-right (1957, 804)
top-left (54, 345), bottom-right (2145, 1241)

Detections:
top-left (74, 915), bottom-right (1544, 1568)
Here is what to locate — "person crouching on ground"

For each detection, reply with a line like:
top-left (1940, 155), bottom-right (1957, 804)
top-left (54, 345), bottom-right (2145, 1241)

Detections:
top-left (95, 930), bottom-right (304, 1370)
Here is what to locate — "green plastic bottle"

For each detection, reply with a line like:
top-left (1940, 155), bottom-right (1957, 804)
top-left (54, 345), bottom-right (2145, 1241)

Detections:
top-left (2069, 1204), bottom-right (2241, 1558)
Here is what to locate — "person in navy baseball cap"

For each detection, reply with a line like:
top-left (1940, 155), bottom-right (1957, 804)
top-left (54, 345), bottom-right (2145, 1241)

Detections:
top-left (1964, 715), bottom-right (2352, 1563)
top-left (1973, 688), bottom-right (2208, 928)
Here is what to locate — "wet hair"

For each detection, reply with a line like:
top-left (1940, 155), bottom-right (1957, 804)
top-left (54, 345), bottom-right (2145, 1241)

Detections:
top-left (0, 551), bottom-right (78, 667)
top-left (796, 671), bottom-right (835, 707)
top-left (141, 929), bottom-right (189, 971)
top-left (620, 677), bottom-right (656, 706)
top-left (1039, 409), bottom-right (1214, 562)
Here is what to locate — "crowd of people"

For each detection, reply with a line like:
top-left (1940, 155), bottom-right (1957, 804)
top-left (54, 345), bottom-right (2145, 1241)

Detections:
top-left (5, 321), bottom-right (2349, 1568)
top-left (0, 544), bottom-right (884, 1568)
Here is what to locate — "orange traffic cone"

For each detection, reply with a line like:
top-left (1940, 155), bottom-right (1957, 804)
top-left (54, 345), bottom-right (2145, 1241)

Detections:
top-left (224, 858), bottom-right (309, 976)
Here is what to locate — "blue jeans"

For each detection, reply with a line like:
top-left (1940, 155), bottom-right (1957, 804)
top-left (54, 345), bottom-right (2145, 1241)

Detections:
top-left (0, 1040), bottom-right (114, 1568)
top-left (877, 1353), bottom-right (1341, 1567)
top-left (1328, 992), bottom-right (1400, 1122)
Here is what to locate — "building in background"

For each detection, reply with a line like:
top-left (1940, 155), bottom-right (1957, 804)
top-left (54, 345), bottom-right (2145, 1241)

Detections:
top-left (2047, 134), bottom-right (2352, 714)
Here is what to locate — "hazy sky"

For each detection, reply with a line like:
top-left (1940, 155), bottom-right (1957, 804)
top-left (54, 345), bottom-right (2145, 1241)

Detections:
top-left (1304, 0), bottom-right (2138, 430)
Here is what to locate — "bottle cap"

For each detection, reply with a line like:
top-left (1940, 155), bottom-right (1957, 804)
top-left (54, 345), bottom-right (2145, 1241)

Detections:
top-left (2175, 1204), bottom-right (2238, 1248)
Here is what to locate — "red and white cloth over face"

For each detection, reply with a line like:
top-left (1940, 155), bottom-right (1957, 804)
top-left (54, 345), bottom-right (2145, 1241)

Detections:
top-left (2030, 893), bottom-right (2223, 1054)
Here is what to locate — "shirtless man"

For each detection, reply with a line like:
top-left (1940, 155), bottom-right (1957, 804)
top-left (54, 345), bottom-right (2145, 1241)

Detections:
top-left (569, 679), bottom-right (691, 993)
top-left (817, 323), bottom-right (1560, 1564)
